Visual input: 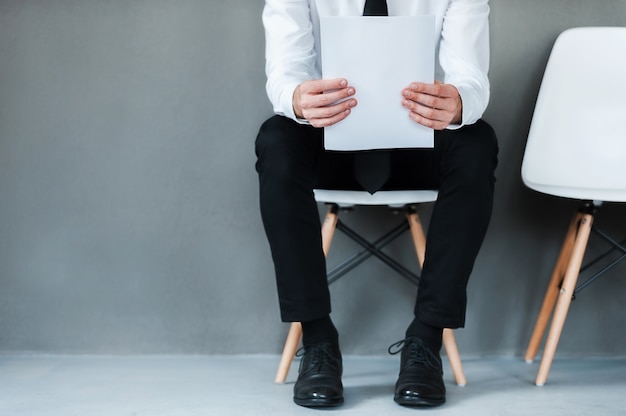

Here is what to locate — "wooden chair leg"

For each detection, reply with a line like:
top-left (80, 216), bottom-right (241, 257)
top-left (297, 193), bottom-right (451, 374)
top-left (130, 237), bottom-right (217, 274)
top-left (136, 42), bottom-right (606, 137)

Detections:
top-left (443, 328), bottom-right (467, 386)
top-left (321, 205), bottom-right (339, 257)
top-left (406, 207), bottom-right (427, 268)
top-left (535, 213), bottom-right (593, 386)
top-left (274, 322), bottom-right (302, 383)
top-left (525, 212), bottom-right (583, 363)
top-left (274, 205), bottom-right (339, 383)
top-left (407, 208), bottom-right (466, 386)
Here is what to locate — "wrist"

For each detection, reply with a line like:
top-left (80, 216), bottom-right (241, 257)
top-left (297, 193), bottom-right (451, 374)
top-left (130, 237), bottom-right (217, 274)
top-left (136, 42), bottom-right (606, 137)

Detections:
top-left (292, 85), bottom-right (304, 119)
top-left (452, 92), bottom-right (463, 125)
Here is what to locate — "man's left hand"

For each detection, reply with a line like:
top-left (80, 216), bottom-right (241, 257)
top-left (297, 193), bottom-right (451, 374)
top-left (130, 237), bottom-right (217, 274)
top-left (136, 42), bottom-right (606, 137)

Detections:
top-left (401, 81), bottom-right (462, 130)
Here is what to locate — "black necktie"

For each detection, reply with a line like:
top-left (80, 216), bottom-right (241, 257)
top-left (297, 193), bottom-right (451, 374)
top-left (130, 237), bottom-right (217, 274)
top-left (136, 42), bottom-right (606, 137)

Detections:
top-left (363, 0), bottom-right (388, 16)
top-left (354, 0), bottom-right (390, 194)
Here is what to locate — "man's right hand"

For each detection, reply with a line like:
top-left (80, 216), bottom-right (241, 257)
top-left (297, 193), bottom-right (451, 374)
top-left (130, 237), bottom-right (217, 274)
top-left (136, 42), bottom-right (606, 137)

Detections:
top-left (293, 79), bottom-right (357, 128)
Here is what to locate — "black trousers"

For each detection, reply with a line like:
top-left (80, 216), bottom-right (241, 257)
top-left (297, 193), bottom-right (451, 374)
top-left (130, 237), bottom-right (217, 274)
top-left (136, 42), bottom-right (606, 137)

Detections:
top-left (255, 115), bottom-right (498, 329)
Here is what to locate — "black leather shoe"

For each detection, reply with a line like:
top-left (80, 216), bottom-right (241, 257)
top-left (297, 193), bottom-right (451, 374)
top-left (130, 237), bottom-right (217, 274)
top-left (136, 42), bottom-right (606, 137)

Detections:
top-left (293, 342), bottom-right (343, 408)
top-left (389, 337), bottom-right (446, 407)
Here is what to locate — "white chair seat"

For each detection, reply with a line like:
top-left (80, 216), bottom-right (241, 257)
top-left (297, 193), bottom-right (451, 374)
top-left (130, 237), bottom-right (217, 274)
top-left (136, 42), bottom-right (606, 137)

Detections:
top-left (314, 189), bottom-right (439, 208)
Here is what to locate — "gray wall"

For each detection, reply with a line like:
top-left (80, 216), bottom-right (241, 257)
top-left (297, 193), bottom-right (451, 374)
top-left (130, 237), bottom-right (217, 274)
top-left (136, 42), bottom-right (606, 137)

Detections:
top-left (0, 0), bottom-right (625, 357)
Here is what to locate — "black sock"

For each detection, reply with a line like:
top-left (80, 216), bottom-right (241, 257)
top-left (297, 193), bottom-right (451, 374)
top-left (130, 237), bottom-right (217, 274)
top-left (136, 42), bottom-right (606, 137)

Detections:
top-left (406, 317), bottom-right (443, 352)
top-left (301, 315), bottom-right (339, 348)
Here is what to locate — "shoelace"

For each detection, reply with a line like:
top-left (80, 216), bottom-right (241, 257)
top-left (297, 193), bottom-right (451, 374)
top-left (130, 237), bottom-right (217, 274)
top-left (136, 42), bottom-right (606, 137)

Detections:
top-left (296, 344), bottom-right (340, 373)
top-left (388, 338), bottom-right (441, 372)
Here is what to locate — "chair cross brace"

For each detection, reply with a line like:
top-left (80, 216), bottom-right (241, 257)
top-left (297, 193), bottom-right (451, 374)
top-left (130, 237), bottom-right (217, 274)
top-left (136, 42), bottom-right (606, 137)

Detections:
top-left (573, 227), bottom-right (626, 296)
top-left (326, 204), bottom-right (421, 286)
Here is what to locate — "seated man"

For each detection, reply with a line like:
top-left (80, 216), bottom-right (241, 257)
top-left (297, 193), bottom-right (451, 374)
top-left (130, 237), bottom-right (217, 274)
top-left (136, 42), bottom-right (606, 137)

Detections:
top-left (255, 0), bottom-right (498, 408)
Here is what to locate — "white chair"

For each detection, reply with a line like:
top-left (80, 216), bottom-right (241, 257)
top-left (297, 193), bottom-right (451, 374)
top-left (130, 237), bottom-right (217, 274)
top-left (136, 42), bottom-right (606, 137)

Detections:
top-left (274, 189), bottom-right (467, 387)
top-left (521, 27), bottom-right (626, 386)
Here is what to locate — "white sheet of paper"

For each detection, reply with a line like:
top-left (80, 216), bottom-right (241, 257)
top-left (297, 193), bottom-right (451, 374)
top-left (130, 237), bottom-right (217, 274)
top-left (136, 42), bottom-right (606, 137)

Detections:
top-left (321, 16), bottom-right (435, 151)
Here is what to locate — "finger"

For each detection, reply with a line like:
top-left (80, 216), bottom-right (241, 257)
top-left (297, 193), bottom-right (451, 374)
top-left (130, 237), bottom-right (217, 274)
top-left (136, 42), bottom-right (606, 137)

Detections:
top-left (407, 82), bottom-right (457, 98)
top-left (308, 98), bottom-right (356, 127)
top-left (304, 97), bottom-right (357, 121)
top-left (309, 107), bottom-right (353, 128)
top-left (300, 87), bottom-right (355, 117)
top-left (300, 78), bottom-right (349, 95)
top-left (403, 99), bottom-right (454, 124)
top-left (405, 82), bottom-right (440, 96)
top-left (300, 93), bottom-right (356, 117)
top-left (408, 110), bottom-right (449, 130)
top-left (311, 86), bottom-right (355, 108)
top-left (402, 91), bottom-right (457, 113)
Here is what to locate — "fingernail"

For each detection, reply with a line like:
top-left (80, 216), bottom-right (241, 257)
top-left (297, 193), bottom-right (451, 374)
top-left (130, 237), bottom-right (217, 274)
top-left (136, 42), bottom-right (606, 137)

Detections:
top-left (349, 99), bottom-right (356, 107)
top-left (340, 80), bottom-right (347, 87)
top-left (348, 88), bottom-right (355, 95)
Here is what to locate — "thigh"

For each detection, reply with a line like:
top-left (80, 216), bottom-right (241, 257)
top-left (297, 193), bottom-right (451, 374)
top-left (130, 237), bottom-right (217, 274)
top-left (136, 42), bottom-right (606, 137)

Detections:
top-left (436, 119), bottom-right (499, 184)
top-left (255, 115), bottom-right (324, 171)
top-left (385, 148), bottom-right (439, 190)
top-left (256, 116), bottom-right (364, 190)
top-left (313, 149), bottom-right (362, 190)
top-left (386, 119), bottom-right (498, 190)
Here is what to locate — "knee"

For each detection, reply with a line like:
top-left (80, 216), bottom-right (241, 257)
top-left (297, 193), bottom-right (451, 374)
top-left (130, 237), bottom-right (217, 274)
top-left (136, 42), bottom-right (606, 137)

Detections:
top-left (255, 115), bottom-right (293, 159)
top-left (254, 115), bottom-right (319, 181)
top-left (463, 120), bottom-right (499, 162)
top-left (445, 120), bottom-right (499, 184)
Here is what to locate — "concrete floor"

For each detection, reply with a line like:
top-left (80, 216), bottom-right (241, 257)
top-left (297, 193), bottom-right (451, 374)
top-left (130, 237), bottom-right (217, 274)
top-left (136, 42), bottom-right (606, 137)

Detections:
top-left (1, 354), bottom-right (625, 416)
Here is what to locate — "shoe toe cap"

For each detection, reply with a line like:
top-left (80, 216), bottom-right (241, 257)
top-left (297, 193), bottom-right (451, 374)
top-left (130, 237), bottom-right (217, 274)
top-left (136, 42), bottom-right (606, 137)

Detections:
top-left (395, 384), bottom-right (445, 406)
top-left (295, 381), bottom-right (343, 400)
top-left (294, 383), bottom-right (344, 407)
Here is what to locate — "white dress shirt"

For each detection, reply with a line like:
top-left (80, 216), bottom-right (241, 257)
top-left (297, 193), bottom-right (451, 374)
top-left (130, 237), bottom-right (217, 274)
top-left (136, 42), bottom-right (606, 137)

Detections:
top-left (262, 0), bottom-right (490, 129)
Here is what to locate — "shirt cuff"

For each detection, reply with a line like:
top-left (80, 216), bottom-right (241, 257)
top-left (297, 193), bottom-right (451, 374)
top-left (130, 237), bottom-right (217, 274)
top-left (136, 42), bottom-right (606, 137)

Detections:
top-left (275, 81), bottom-right (311, 125)
top-left (446, 83), bottom-right (485, 130)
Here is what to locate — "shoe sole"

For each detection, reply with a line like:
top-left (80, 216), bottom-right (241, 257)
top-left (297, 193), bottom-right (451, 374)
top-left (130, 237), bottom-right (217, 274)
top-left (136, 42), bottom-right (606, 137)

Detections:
top-left (394, 394), bottom-right (445, 407)
top-left (294, 397), bottom-right (344, 408)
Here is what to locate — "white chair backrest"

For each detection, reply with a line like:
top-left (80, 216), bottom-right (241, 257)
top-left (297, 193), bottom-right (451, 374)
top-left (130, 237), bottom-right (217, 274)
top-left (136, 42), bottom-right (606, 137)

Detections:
top-left (314, 189), bottom-right (438, 208)
top-left (521, 27), bottom-right (626, 202)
